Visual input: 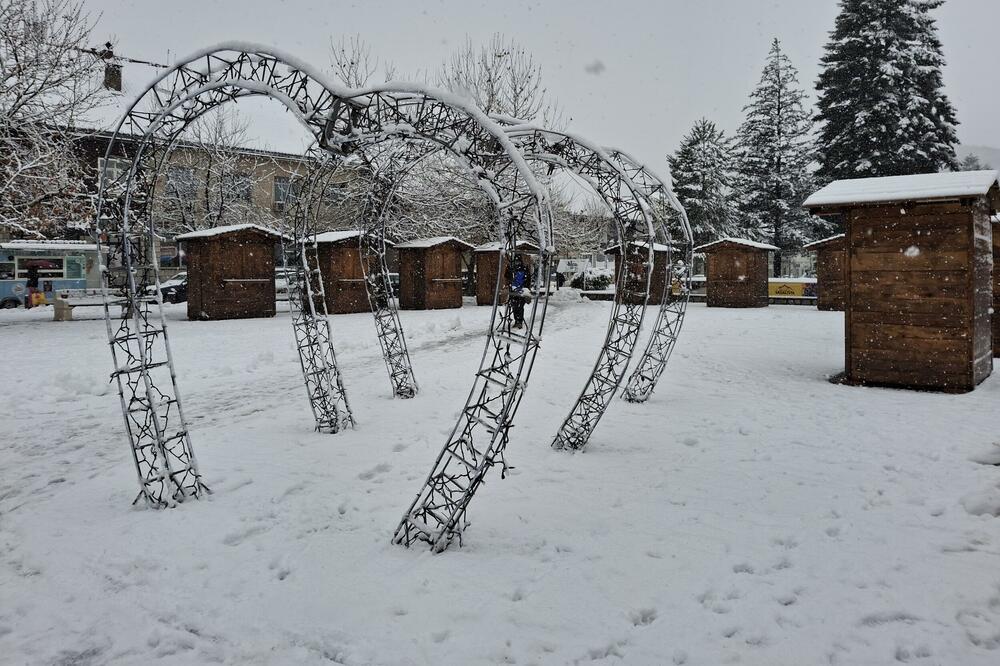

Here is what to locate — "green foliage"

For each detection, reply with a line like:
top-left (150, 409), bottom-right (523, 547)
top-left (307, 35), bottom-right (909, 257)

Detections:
top-left (571, 272), bottom-right (612, 290)
top-left (815, 0), bottom-right (959, 181)
top-left (668, 119), bottom-right (740, 246)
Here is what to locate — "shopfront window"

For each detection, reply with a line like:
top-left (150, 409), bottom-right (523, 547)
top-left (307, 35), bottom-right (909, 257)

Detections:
top-left (16, 257), bottom-right (65, 279)
top-left (65, 256), bottom-right (85, 279)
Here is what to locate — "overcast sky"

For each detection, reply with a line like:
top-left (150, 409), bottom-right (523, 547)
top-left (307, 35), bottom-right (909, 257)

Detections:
top-left (90, 0), bottom-right (999, 175)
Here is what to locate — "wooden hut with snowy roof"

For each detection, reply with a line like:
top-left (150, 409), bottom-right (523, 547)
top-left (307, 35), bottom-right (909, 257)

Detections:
top-left (804, 170), bottom-right (1000, 392)
top-left (313, 230), bottom-right (391, 315)
top-left (176, 224), bottom-right (285, 321)
top-left (803, 234), bottom-right (847, 311)
top-left (694, 238), bottom-right (778, 308)
top-left (604, 240), bottom-right (672, 306)
top-left (397, 236), bottom-right (473, 310)
top-left (473, 240), bottom-right (539, 306)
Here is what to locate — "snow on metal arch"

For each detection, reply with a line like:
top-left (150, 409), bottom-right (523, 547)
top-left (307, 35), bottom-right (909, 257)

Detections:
top-left (604, 150), bottom-right (695, 404)
top-left (495, 121), bottom-right (659, 452)
top-left (93, 44), bottom-right (553, 517)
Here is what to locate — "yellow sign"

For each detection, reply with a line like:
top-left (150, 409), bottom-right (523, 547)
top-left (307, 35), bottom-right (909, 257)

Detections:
top-left (768, 280), bottom-right (815, 297)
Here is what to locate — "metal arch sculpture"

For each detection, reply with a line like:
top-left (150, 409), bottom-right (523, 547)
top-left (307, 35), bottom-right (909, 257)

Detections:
top-left (280, 148), bottom-right (358, 431)
top-left (95, 43), bottom-right (554, 512)
top-left (353, 140), bottom-right (437, 399)
top-left (492, 120), bottom-right (658, 453)
top-left (351, 122), bottom-right (655, 548)
top-left (94, 45), bottom-right (365, 507)
top-left (605, 151), bottom-right (695, 404)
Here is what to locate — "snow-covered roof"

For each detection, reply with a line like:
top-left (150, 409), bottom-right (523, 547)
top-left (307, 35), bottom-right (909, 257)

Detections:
top-left (0, 240), bottom-right (98, 252)
top-left (803, 170), bottom-right (1000, 209)
top-left (314, 230), bottom-right (360, 244)
top-left (473, 240), bottom-right (540, 253)
top-left (802, 234), bottom-right (846, 251)
top-left (693, 238), bottom-right (779, 253)
top-left (313, 229), bottom-right (395, 246)
top-left (396, 236), bottom-right (474, 250)
top-left (175, 224), bottom-right (288, 241)
top-left (603, 240), bottom-right (672, 254)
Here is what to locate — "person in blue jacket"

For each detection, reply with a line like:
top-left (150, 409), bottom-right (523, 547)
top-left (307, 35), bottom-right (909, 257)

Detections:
top-left (510, 259), bottom-right (530, 329)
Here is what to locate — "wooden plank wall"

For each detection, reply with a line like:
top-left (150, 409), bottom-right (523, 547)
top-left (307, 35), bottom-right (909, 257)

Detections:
top-left (845, 202), bottom-right (991, 391)
top-left (476, 252), bottom-right (506, 306)
top-left (993, 219), bottom-right (1000, 357)
top-left (971, 205), bottom-right (993, 382)
top-left (398, 249), bottom-right (423, 310)
top-left (613, 248), bottom-right (668, 305)
top-left (186, 232), bottom-right (276, 321)
top-left (423, 245), bottom-right (463, 310)
top-left (816, 242), bottom-right (846, 311)
top-left (705, 247), bottom-right (769, 308)
top-left (318, 243), bottom-right (372, 314)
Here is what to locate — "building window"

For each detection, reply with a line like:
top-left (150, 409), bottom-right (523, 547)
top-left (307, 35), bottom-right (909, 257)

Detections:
top-left (65, 256), bottom-right (86, 279)
top-left (224, 173), bottom-right (253, 202)
top-left (273, 175), bottom-right (296, 213)
top-left (159, 243), bottom-right (186, 268)
top-left (166, 165), bottom-right (197, 201)
top-left (98, 157), bottom-right (131, 190)
top-left (321, 180), bottom-right (347, 204)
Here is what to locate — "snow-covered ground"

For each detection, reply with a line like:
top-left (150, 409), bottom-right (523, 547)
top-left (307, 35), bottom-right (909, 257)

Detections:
top-left (2, 297), bottom-right (999, 665)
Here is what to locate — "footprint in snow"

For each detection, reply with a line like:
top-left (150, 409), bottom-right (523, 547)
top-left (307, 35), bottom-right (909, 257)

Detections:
top-left (629, 608), bottom-right (657, 626)
top-left (358, 463), bottom-right (392, 481)
top-left (222, 524), bottom-right (268, 546)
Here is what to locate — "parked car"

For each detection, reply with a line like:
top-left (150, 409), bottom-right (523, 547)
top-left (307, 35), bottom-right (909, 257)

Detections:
top-left (275, 267), bottom-right (294, 301)
top-left (145, 272), bottom-right (188, 303)
top-left (161, 275), bottom-right (188, 303)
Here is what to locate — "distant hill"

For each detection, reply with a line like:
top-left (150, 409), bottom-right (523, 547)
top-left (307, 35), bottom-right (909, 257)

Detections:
top-left (959, 144), bottom-right (1000, 169)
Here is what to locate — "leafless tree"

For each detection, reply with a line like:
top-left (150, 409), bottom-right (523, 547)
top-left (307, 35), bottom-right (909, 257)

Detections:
top-left (155, 109), bottom-right (283, 234)
top-left (0, 0), bottom-right (108, 237)
top-left (439, 33), bottom-right (564, 127)
top-left (329, 34), bottom-right (396, 88)
top-left (323, 33), bottom-right (571, 246)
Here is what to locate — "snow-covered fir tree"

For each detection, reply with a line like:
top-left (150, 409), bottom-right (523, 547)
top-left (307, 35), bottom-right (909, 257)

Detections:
top-left (735, 39), bottom-right (828, 276)
top-left (668, 118), bottom-right (740, 247)
top-left (815, 0), bottom-right (959, 181)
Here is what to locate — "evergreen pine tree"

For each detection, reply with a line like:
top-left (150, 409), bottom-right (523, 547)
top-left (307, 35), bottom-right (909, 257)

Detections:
top-left (815, 0), bottom-right (959, 181)
top-left (735, 39), bottom-right (827, 276)
top-left (668, 118), bottom-right (740, 247)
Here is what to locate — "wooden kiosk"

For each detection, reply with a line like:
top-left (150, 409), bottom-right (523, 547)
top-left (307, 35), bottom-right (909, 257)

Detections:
top-left (176, 223), bottom-right (283, 321)
top-left (694, 238), bottom-right (777, 308)
top-left (473, 240), bottom-right (539, 306)
top-left (314, 230), bottom-right (391, 314)
top-left (396, 236), bottom-right (473, 310)
top-left (804, 171), bottom-right (999, 392)
top-left (604, 241), bottom-right (671, 305)
top-left (803, 234), bottom-right (847, 311)
top-left (993, 214), bottom-right (1000, 357)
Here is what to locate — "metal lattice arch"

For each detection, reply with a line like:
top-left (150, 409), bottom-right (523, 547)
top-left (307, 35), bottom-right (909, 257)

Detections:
top-left (606, 150), bottom-right (694, 404)
top-left (494, 120), bottom-right (660, 452)
top-left (360, 123), bottom-right (656, 548)
top-left (94, 43), bottom-right (553, 511)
